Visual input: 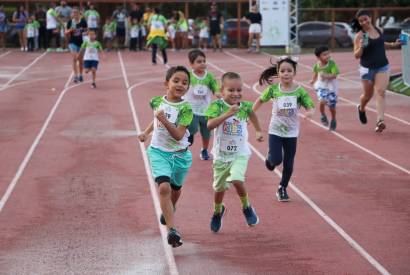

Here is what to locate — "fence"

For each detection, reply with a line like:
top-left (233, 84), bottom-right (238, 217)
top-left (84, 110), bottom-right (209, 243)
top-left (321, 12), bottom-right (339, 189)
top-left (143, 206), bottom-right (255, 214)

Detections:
top-left (402, 31), bottom-right (410, 86)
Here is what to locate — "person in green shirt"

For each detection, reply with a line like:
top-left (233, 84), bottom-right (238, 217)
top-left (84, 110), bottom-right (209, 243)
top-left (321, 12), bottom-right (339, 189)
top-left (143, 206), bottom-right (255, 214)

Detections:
top-left (25, 16), bottom-right (36, 52)
top-left (83, 3), bottom-right (99, 31)
top-left (138, 66), bottom-right (193, 248)
top-left (79, 30), bottom-right (104, 88)
top-left (146, 7), bottom-right (168, 64)
top-left (253, 57), bottom-right (315, 202)
top-left (310, 46), bottom-right (340, 130)
top-left (102, 17), bottom-right (116, 51)
top-left (205, 72), bottom-right (263, 233)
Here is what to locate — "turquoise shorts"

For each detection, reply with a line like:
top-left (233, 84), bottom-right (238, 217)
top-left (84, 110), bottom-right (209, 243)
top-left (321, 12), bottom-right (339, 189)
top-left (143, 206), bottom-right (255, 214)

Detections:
top-left (147, 146), bottom-right (192, 190)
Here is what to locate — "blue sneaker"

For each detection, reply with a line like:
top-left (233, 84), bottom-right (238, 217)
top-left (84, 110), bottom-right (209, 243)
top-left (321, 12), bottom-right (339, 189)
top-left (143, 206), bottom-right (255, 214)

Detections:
top-left (243, 206), bottom-right (259, 226)
top-left (78, 75), bottom-right (84, 82)
top-left (200, 148), bottom-right (210, 160)
top-left (329, 119), bottom-right (337, 131)
top-left (210, 205), bottom-right (226, 233)
top-left (167, 228), bottom-right (183, 247)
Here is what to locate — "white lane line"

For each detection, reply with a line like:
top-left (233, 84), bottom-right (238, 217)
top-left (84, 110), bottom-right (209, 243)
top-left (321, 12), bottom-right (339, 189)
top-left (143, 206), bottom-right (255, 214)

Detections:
top-left (228, 51), bottom-right (410, 126)
top-left (260, 51), bottom-right (409, 99)
top-left (0, 72), bottom-right (73, 213)
top-left (207, 58), bottom-right (391, 275)
top-left (211, 53), bottom-right (410, 175)
top-left (118, 51), bottom-right (179, 275)
top-left (0, 51), bottom-right (11, 58)
top-left (248, 143), bottom-right (391, 275)
top-left (0, 52), bottom-right (48, 91)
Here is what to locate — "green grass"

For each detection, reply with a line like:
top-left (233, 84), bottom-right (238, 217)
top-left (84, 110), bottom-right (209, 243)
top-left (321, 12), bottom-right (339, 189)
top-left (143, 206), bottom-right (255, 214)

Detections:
top-left (388, 77), bottom-right (410, 96)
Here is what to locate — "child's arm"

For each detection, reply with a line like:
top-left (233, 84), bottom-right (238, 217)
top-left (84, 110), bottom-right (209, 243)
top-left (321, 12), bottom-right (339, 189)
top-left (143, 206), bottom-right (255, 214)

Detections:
top-left (155, 110), bottom-right (187, 141)
top-left (248, 111), bottom-right (264, 142)
top-left (138, 120), bottom-right (154, 142)
top-left (309, 72), bottom-right (318, 85)
top-left (252, 97), bottom-right (265, 112)
top-left (207, 104), bottom-right (239, 130)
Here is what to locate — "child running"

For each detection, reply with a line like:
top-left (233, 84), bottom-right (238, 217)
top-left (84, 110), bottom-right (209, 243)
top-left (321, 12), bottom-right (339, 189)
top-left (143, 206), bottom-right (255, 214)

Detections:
top-left (205, 72), bottom-right (263, 233)
top-left (253, 57), bottom-right (315, 202)
top-left (184, 49), bottom-right (220, 160)
top-left (80, 30), bottom-right (103, 88)
top-left (138, 66), bottom-right (193, 248)
top-left (310, 46), bottom-right (339, 130)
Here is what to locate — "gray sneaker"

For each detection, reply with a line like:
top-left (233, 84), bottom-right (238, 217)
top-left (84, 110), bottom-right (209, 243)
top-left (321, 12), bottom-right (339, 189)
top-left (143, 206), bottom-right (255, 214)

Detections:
top-left (329, 119), bottom-right (337, 131)
top-left (320, 114), bottom-right (329, 126)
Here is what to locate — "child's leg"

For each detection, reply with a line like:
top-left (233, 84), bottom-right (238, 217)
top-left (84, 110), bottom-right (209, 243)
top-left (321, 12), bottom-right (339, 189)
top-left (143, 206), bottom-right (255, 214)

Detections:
top-left (71, 52), bottom-right (78, 77)
top-left (187, 115), bottom-right (198, 146)
top-left (329, 106), bottom-right (336, 120)
top-left (279, 137), bottom-right (297, 189)
top-left (266, 134), bottom-right (284, 170)
top-left (151, 44), bottom-right (157, 64)
top-left (78, 54), bottom-right (83, 76)
top-left (199, 116), bottom-right (211, 151)
top-left (320, 100), bottom-right (326, 115)
top-left (91, 68), bottom-right (96, 83)
top-left (161, 48), bottom-right (167, 64)
top-left (171, 189), bottom-right (181, 206)
top-left (232, 181), bottom-right (249, 208)
top-left (158, 182), bottom-right (176, 230)
top-left (214, 191), bottom-right (225, 211)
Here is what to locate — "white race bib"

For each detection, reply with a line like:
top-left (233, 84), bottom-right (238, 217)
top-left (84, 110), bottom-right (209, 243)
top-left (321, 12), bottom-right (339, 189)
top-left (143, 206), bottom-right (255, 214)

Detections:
top-left (193, 84), bottom-right (208, 96)
top-left (104, 30), bottom-right (112, 38)
top-left (130, 27), bottom-right (139, 38)
top-left (88, 16), bottom-right (98, 28)
top-left (219, 117), bottom-right (244, 153)
top-left (278, 96), bottom-right (297, 110)
top-left (220, 137), bottom-right (240, 153)
top-left (85, 47), bottom-right (98, 60)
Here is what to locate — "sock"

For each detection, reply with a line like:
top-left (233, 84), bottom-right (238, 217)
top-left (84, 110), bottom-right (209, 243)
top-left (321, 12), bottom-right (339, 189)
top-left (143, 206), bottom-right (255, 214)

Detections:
top-left (214, 202), bottom-right (223, 213)
top-left (240, 194), bottom-right (250, 209)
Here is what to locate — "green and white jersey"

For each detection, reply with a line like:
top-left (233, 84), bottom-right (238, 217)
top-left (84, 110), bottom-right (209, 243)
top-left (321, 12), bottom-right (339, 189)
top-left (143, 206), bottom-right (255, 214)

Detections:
top-left (183, 70), bottom-right (219, 116)
top-left (313, 59), bottom-right (339, 92)
top-left (149, 14), bottom-right (167, 31)
top-left (130, 24), bottom-right (140, 38)
top-left (205, 99), bottom-right (253, 162)
top-left (25, 23), bottom-right (36, 38)
top-left (81, 40), bottom-right (103, 61)
top-left (150, 96), bottom-right (193, 152)
top-left (46, 8), bottom-right (58, 29)
top-left (103, 21), bottom-right (116, 38)
top-left (84, 9), bottom-right (100, 28)
top-left (260, 83), bottom-right (314, 138)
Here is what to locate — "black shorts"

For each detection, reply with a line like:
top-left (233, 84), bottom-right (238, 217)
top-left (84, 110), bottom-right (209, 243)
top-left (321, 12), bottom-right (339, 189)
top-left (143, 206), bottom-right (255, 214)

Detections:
top-left (116, 27), bottom-right (125, 37)
top-left (210, 27), bottom-right (221, 36)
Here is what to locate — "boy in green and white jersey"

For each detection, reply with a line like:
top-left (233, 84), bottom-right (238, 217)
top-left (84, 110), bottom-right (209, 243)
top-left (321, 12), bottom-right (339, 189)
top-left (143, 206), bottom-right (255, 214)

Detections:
top-left (103, 18), bottom-right (116, 51)
top-left (25, 17), bottom-right (36, 52)
top-left (205, 72), bottom-right (263, 233)
top-left (184, 49), bottom-right (220, 160)
top-left (84, 3), bottom-right (100, 31)
top-left (80, 30), bottom-right (103, 88)
top-left (138, 66), bottom-right (193, 248)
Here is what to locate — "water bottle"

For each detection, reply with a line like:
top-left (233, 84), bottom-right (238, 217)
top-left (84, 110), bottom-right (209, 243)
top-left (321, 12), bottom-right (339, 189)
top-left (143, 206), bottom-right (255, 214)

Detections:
top-left (399, 33), bottom-right (407, 46)
top-left (362, 32), bottom-right (369, 48)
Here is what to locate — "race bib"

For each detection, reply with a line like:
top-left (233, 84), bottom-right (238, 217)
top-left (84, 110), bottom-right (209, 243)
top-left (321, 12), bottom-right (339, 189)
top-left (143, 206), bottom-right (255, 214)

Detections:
top-left (152, 20), bottom-right (163, 30)
top-left (27, 28), bottom-right (35, 38)
top-left (104, 31), bottom-right (112, 38)
top-left (131, 27), bottom-right (139, 38)
top-left (278, 96), bottom-right (297, 110)
top-left (88, 16), bottom-right (97, 28)
top-left (193, 85), bottom-right (208, 96)
top-left (220, 117), bottom-right (244, 153)
top-left (85, 47), bottom-right (98, 60)
top-left (220, 138), bottom-right (239, 153)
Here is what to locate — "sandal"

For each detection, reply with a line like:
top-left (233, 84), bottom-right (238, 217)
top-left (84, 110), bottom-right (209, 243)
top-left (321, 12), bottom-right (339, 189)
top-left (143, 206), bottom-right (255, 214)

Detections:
top-left (375, 120), bottom-right (386, 133)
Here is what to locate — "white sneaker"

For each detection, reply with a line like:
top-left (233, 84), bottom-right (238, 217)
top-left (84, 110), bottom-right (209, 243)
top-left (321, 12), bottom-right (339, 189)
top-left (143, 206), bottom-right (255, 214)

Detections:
top-left (20, 47), bottom-right (24, 51)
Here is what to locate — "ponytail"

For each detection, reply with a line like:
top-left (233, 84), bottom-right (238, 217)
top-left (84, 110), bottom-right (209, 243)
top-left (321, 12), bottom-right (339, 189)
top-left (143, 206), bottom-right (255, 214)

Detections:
top-left (259, 66), bottom-right (277, 86)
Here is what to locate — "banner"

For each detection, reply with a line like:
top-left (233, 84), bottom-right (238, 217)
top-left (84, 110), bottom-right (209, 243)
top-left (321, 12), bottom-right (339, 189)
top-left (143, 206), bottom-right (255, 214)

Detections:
top-left (259, 0), bottom-right (289, 46)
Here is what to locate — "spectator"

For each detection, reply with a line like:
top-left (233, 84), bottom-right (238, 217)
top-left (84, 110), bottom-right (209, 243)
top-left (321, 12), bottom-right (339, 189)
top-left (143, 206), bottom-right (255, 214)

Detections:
top-left (112, 5), bottom-right (128, 49)
top-left (25, 16), bottom-right (36, 52)
top-left (0, 5), bottom-right (7, 51)
top-left (46, 2), bottom-right (61, 51)
top-left (128, 3), bottom-right (144, 50)
top-left (176, 10), bottom-right (188, 49)
top-left (12, 5), bottom-right (28, 51)
top-left (244, 5), bottom-right (262, 53)
top-left (103, 17), bottom-right (116, 51)
top-left (198, 17), bottom-right (209, 51)
top-left (208, 3), bottom-right (224, 52)
top-left (84, 2), bottom-right (99, 32)
top-left (56, 0), bottom-right (72, 51)
top-left (35, 5), bottom-right (47, 49)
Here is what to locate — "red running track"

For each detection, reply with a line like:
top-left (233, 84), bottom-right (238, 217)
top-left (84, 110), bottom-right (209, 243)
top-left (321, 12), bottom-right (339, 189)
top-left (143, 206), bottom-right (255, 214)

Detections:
top-left (0, 49), bottom-right (409, 274)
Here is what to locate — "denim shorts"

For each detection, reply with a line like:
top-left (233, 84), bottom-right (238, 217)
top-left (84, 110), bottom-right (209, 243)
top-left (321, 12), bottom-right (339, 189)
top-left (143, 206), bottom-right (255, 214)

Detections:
top-left (360, 64), bottom-right (390, 82)
top-left (84, 60), bottom-right (99, 69)
top-left (68, 43), bottom-right (81, 53)
top-left (316, 88), bottom-right (338, 108)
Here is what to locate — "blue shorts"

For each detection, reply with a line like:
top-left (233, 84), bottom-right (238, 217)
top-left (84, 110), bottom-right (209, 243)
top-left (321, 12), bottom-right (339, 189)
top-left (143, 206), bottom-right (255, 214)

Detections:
top-left (188, 115), bottom-right (211, 139)
top-left (0, 24), bottom-right (6, 32)
top-left (147, 146), bottom-right (192, 190)
top-left (316, 88), bottom-right (337, 108)
top-left (360, 64), bottom-right (390, 82)
top-left (84, 60), bottom-right (99, 69)
top-left (68, 43), bottom-right (81, 53)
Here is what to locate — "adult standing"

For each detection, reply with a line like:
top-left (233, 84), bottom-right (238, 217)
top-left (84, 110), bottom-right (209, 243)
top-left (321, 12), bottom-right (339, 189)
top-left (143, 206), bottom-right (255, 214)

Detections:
top-left (208, 3), bottom-right (224, 52)
top-left (128, 3), bottom-right (144, 50)
top-left (112, 5), bottom-right (128, 49)
top-left (56, 0), bottom-right (72, 51)
top-left (66, 7), bottom-right (87, 83)
top-left (46, 2), bottom-right (61, 51)
top-left (12, 5), bottom-right (28, 51)
top-left (353, 9), bottom-right (401, 132)
top-left (175, 10), bottom-right (188, 49)
top-left (244, 5), bottom-right (262, 53)
top-left (35, 5), bottom-right (47, 50)
top-left (0, 5), bottom-right (7, 51)
top-left (84, 2), bottom-right (99, 32)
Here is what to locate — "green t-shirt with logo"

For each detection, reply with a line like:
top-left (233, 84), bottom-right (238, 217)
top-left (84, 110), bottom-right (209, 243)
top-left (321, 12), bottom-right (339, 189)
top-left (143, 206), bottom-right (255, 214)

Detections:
top-left (149, 96), bottom-right (193, 152)
top-left (81, 40), bottom-right (103, 61)
top-left (313, 59), bottom-right (339, 91)
top-left (184, 70), bottom-right (219, 116)
top-left (205, 99), bottom-right (253, 162)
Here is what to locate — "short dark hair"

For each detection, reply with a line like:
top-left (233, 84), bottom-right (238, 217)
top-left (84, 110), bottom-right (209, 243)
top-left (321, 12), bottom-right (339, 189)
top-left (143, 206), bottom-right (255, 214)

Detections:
top-left (221, 72), bottom-right (241, 83)
top-left (188, 49), bottom-right (206, 64)
top-left (165, 66), bottom-right (190, 86)
top-left (314, 46), bottom-right (329, 57)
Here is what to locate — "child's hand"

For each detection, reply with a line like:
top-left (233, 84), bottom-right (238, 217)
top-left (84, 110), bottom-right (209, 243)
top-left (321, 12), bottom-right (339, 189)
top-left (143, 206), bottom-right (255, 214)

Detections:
top-left (255, 131), bottom-right (264, 142)
top-left (155, 109), bottom-right (167, 122)
top-left (137, 132), bottom-right (147, 142)
top-left (227, 104), bottom-right (240, 116)
top-left (304, 109), bottom-right (315, 120)
top-left (309, 79), bottom-right (315, 85)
